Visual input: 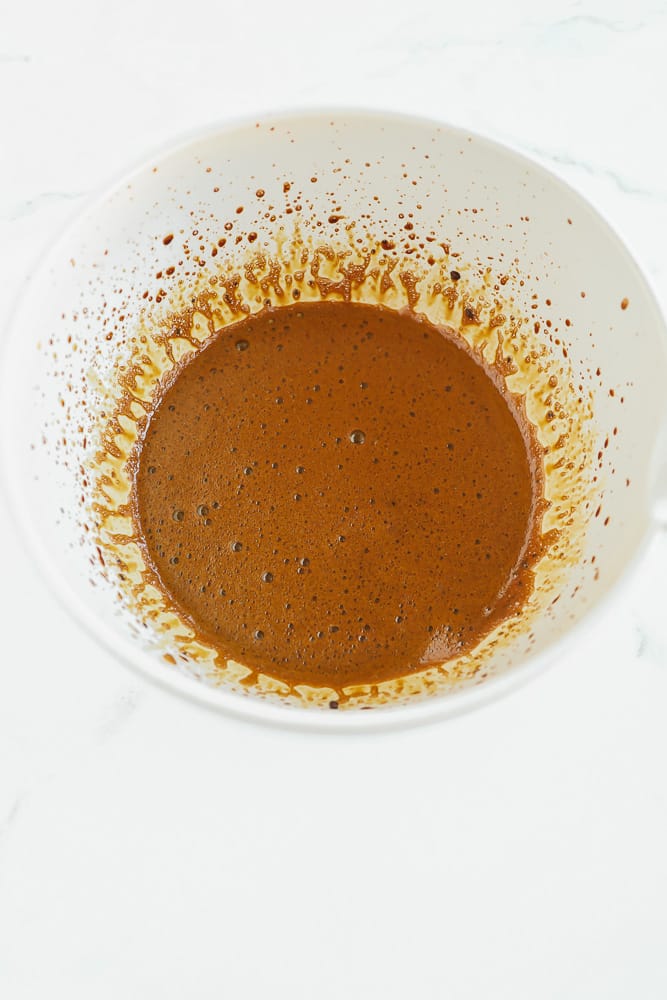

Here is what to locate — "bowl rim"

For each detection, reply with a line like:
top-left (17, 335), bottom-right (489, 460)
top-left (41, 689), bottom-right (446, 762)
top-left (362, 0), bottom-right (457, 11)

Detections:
top-left (2, 104), bottom-right (666, 733)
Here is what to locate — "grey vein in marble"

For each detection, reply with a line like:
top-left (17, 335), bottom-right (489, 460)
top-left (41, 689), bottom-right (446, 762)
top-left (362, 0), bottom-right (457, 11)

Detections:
top-left (635, 624), bottom-right (649, 660)
top-left (0, 795), bottom-right (22, 848)
top-left (371, 5), bottom-right (662, 56)
top-left (543, 14), bottom-right (652, 33)
top-left (0, 52), bottom-right (31, 64)
top-left (634, 624), bottom-right (667, 667)
top-left (4, 191), bottom-right (88, 223)
top-left (95, 689), bottom-right (143, 743)
top-left (506, 142), bottom-right (667, 203)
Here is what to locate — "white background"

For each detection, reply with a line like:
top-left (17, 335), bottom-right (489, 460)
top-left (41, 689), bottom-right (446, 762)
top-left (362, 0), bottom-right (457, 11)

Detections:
top-left (2, 1), bottom-right (667, 997)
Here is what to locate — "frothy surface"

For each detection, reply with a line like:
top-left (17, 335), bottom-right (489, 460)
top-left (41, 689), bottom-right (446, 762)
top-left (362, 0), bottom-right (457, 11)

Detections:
top-left (134, 301), bottom-right (542, 689)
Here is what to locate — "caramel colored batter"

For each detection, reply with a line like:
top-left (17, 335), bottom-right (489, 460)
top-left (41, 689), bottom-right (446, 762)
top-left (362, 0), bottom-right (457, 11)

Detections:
top-left (133, 302), bottom-right (546, 690)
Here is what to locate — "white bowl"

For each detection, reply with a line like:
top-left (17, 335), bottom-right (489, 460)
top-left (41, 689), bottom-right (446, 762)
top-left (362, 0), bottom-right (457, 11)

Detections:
top-left (2, 108), bottom-right (666, 730)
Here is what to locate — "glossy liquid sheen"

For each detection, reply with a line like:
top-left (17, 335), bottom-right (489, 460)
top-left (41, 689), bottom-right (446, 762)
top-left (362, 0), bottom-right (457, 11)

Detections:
top-left (134, 302), bottom-right (541, 690)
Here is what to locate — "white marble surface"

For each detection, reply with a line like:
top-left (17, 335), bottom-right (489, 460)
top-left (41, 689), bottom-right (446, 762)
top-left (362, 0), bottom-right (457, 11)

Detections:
top-left (2, 1), bottom-right (667, 997)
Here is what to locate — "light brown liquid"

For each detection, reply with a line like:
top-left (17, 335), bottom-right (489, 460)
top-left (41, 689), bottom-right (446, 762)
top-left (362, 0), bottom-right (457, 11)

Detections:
top-left (133, 301), bottom-right (546, 691)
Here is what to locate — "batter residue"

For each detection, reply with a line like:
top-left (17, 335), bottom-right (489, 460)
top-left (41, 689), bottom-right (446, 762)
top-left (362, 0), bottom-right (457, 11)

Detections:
top-left (133, 301), bottom-right (549, 690)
